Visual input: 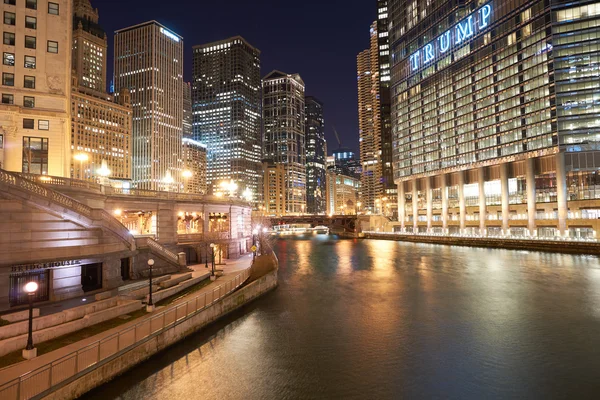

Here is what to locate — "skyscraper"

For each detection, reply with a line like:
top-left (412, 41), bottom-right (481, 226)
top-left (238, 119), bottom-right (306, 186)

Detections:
top-left (305, 96), bottom-right (326, 214)
top-left (72, 0), bottom-right (106, 93)
top-left (192, 37), bottom-right (261, 199)
top-left (389, 0), bottom-right (600, 239)
top-left (0, 0), bottom-right (72, 177)
top-left (183, 81), bottom-right (192, 137)
top-left (114, 21), bottom-right (183, 191)
top-left (263, 70), bottom-right (306, 215)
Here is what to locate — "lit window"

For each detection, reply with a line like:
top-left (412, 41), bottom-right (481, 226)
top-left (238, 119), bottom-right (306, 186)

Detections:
top-left (38, 120), bottom-right (49, 130)
top-left (24, 55), bottom-right (35, 68)
top-left (47, 40), bottom-right (58, 53)
top-left (48, 2), bottom-right (59, 15)
top-left (3, 52), bottom-right (14, 66)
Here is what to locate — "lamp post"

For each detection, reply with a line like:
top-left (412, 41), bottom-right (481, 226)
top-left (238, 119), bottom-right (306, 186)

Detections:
top-left (204, 242), bottom-right (209, 269)
top-left (146, 259), bottom-right (155, 312)
top-left (252, 228), bottom-right (258, 260)
top-left (210, 243), bottom-right (216, 281)
top-left (74, 153), bottom-right (88, 180)
top-left (97, 160), bottom-right (111, 186)
top-left (22, 281), bottom-right (38, 359)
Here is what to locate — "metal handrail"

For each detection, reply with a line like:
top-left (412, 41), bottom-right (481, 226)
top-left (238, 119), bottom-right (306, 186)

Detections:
top-left (0, 266), bottom-right (252, 400)
top-left (146, 238), bottom-right (179, 263)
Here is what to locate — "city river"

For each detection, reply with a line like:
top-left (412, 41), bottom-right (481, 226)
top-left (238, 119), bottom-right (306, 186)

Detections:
top-left (83, 236), bottom-right (600, 399)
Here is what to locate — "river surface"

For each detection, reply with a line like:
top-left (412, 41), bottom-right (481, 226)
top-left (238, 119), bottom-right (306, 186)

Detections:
top-left (83, 236), bottom-right (600, 399)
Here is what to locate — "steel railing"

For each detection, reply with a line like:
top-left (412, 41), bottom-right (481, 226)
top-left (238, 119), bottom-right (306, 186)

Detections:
top-left (0, 267), bottom-right (252, 400)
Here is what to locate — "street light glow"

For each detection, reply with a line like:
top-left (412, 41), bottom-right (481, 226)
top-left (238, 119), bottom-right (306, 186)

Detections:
top-left (24, 281), bottom-right (38, 293)
top-left (74, 153), bottom-right (88, 162)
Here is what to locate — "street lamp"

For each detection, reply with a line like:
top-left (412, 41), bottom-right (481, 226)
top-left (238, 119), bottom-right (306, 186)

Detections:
top-left (182, 170), bottom-right (192, 193)
top-left (22, 281), bottom-right (38, 359)
top-left (146, 259), bottom-right (155, 312)
top-left (252, 228), bottom-right (258, 260)
top-left (73, 153), bottom-right (88, 180)
top-left (209, 243), bottom-right (216, 280)
top-left (97, 160), bottom-right (111, 185)
top-left (163, 171), bottom-right (174, 192)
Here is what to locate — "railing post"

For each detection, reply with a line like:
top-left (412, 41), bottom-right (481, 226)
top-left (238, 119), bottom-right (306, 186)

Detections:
top-left (97, 342), bottom-right (101, 363)
top-left (48, 363), bottom-right (53, 388)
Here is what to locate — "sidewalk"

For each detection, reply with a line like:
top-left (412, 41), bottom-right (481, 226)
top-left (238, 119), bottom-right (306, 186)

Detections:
top-left (0, 253), bottom-right (253, 386)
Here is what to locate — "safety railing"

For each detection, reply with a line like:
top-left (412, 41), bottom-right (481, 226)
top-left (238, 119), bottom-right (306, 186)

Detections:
top-left (362, 231), bottom-right (598, 242)
top-left (146, 238), bottom-right (180, 264)
top-left (0, 266), bottom-right (252, 400)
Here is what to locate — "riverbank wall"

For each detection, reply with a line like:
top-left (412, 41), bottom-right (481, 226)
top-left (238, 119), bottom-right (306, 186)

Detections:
top-left (363, 232), bottom-right (600, 255)
top-left (34, 257), bottom-right (277, 400)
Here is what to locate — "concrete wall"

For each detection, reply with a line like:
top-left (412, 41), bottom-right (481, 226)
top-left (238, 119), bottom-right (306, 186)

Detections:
top-left (44, 269), bottom-right (278, 400)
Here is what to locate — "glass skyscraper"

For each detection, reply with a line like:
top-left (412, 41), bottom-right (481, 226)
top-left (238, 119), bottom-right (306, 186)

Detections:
top-left (389, 0), bottom-right (600, 239)
top-left (305, 96), bottom-right (327, 214)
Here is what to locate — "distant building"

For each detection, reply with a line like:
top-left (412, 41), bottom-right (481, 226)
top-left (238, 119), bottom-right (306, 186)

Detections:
top-left (183, 82), bottom-right (192, 137)
top-left (305, 96), bottom-right (326, 214)
top-left (182, 138), bottom-right (207, 194)
top-left (192, 37), bottom-right (262, 199)
top-left (114, 21), bottom-right (183, 191)
top-left (72, 0), bottom-right (107, 93)
top-left (263, 70), bottom-right (306, 215)
top-left (261, 159), bottom-right (286, 216)
top-left (0, 0), bottom-right (72, 176)
top-left (331, 148), bottom-right (361, 179)
top-left (326, 169), bottom-right (361, 216)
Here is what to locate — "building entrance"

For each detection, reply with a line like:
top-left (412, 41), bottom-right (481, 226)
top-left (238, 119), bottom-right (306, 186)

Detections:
top-left (81, 263), bottom-right (102, 292)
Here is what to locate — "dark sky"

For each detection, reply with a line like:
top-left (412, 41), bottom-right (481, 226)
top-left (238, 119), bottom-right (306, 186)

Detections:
top-left (97, 0), bottom-right (376, 155)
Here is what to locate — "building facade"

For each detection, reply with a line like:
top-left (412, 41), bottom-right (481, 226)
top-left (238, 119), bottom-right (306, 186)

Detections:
top-left (261, 158), bottom-right (286, 216)
top-left (114, 21), bottom-right (183, 191)
top-left (192, 37), bottom-right (262, 199)
top-left (326, 168), bottom-right (361, 216)
top-left (183, 81), bottom-right (192, 137)
top-left (72, 0), bottom-right (105, 93)
top-left (263, 70), bottom-right (306, 215)
top-left (389, 0), bottom-right (600, 239)
top-left (305, 96), bottom-right (326, 214)
top-left (182, 137), bottom-right (207, 194)
top-left (0, 0), bottom-right (72, 177)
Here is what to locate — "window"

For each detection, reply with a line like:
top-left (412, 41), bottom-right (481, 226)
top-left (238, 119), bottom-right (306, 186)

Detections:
top-left (25, 16), bottom-right (36, 30)
top-left (2, 93), bottom-right (13, 104)
top-left (25, 36), bottom-right (36, 49)
top-left (23, 119), bottom-right (34, 129)
top-left (48, 2), bottom-right (59, 15)
top-left (4, 0), bottom-right (16, 5)
top-left (47, 40), bottom-right (58, 53)
top-left (24, 75), bottom-right (35, 89)
top-left (22, 137), bottom-right (49, 175)
top-left (3, 32), bottom-right (15, 45)
top-left (23, 96), bottom-right (34, 108)
top-left (4, 11), bottom-right (15, 25)
top-left (38, 120), bottom-right (48, 130)
top-left (24, 55), bottom-right (35, 69)
top-left (2, 72), bottom-right (14, 86)
top-left (0, 134), bottom-right (3, 149)
top-left (3, 52), bottom-right (14, 66)
top-left (25, 0), bottom-right (37, 10)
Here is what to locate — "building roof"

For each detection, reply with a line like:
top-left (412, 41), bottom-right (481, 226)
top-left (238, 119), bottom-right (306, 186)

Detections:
top-left (114, 20), bottom-right (183, 40)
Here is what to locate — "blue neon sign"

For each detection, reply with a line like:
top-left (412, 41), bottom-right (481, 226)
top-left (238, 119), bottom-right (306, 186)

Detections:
top-left (409, 3), bottom-right (492, 73)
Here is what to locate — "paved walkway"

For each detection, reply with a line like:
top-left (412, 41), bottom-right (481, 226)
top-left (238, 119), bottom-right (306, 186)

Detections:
top-left (0, 254), bottom-right (253, 385)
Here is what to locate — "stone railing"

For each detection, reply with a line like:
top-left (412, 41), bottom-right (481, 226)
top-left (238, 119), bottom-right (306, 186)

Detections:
top-left (146, 237), bottom-right (182, 266)
top-left (18, 173), bottom-right (103, 192)
top-left (95, 210), bottom-right (136, 250)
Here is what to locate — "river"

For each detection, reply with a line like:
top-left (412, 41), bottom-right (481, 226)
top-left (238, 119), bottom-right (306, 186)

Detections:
top-left (83, 236), bottom-right (600, 399)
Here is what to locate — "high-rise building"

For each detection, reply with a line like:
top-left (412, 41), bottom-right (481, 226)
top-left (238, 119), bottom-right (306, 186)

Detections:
top-left (182, 137), bottom-right (207, 194)
top-left (305, 96), bottom-right (326, 214)
top-left (326, 168), bottom-right (361, 216)
top-left (183, 81), bottom-right (192, 137)
top-left (389, 0), bottom-right (600, 239)
top-left (357, 23), bottom-right (382, 214)
top-left (71, 0), bottom-right (132, 182)
top-left (72, 0), bottom-right (106, 93)
top-left (263, 70), bottom-right (306, 215)
top-left (0, 0), bottom-right (72, 177)
top-left (114, 21), bottom-right (183, 191)
top-left (331, 147), bottom-right (361, 179)
top-left (192, 37), bottom-right (261, 199)
top-left (261, 159), bottom-right (286, 216)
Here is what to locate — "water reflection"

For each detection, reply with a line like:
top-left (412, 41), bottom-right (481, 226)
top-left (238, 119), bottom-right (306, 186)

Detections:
top-left (85, 236), bottom-right (600, 400)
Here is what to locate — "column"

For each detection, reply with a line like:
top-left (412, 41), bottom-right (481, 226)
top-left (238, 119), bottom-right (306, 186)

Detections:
top-left (556, 152), bottom-right (568, 236)
top-left (398, 182), bottom-right (406, 231)
top-left (426, 177), bottom-right (433, 232)
top-left (478, 167), bottom-right (486, 236)
top-left (525, 157), bottom-right (537, 236)
top-left (458, 171), bottom-right (466, 233)
top-left (412, 179), bottom-right (418, 233)
top-left (500, 163), bottom-right (509, 235)
top-left (441, 174), bottom-right (449, 233)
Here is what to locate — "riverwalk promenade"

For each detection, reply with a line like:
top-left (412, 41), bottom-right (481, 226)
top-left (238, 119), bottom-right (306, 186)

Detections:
top-left (0, 254), bottom-right (268, 400)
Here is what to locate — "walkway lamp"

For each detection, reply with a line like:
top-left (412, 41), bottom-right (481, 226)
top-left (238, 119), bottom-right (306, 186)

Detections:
top-left (205, 242), bottom-right (209, 269)
top-left (74, 153), bottom-right (88, 180)
top-left (22, 281), bottom-right (38, 359)
top-left (252, 228), bottom-right (258, 260)
top-left (147, 259), bottom-right (155, 312)
top-left (210, 243), bottom-right (216, 280)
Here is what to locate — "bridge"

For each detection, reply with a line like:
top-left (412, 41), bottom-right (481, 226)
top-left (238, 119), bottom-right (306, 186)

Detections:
top-left (269, 215), bottom-right (358, 234)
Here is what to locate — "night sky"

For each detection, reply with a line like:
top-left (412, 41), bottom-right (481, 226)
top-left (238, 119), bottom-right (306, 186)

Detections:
top-left (97, 0), bottom-right (376, 155)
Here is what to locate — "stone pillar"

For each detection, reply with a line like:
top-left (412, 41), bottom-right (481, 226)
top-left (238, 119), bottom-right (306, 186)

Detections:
top-left (478, 167), bottom-right (486, 236)
top-left (556, 152), bottom-right (568, 237)
top-left (500, 163), bottom-right (510, 235)
top-left (398, 182), bottom-right (405, 231)
top-left (413, 179), bottom-right (419, 233)
top-left (425, 177), bottom-right (433, 232)
top-left (157, 203), bottom-right (177, 244)
top-left (525, 158), bottom-right (537, 236)
top-left (458, 171), bottom-right (466, 233)
top-left (441, 174), bottom-right (448, 233)
top-left (102, 259), bottom-right (124, 290)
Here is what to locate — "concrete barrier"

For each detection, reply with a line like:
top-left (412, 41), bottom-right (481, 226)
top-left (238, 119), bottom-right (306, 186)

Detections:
top-left (1, 308), bottom-right (40, 323)
top-left (84, 300), bottom-right (143, 326)
top-left (149, 272), bottom-right (211, 304)
top-left (0, 312), bottom-right (65, 340)
top-left (159, 273), bottom-right (192, 289)
top-left (63, 298), bottom-right (120, 322)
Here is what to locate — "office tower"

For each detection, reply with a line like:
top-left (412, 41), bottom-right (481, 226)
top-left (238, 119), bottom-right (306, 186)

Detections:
top-left (71, 0), bottom-right (132, 181)
top-left (114, 21), bottom-right (183, 191)
top-left (261, 159), bottom-right (286, 216)
top-left (182, 137), bottom-right (207, 194)
top-left (305, 96), bottom-right (326, 214)
top-left (357, 22), bottom-right (382, 214)
top-left (389, 0), bottom-right (600, 239)
top-left (0, 0), bottom-right (72, 176)
top-left (192, 37), bottom-right (261, 198)
top-left (72, 0), bottom-right (106, 92)
top-left (183, 81), bottom-right (192, 137)
top-left (263, 70), bottom-right (306, 215)
top-left (326, 168), bottom-right (361, 216)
